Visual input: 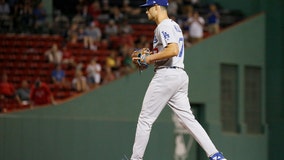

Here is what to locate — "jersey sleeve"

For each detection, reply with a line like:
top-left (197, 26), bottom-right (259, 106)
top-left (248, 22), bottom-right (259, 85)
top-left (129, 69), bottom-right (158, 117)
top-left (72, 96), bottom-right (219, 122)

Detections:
top-left (157, 23), bottom-right (178, 48)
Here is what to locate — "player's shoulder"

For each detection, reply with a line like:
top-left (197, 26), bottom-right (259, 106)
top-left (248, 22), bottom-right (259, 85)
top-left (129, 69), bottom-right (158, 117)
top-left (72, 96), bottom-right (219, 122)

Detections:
top-left (161, 19), bottom-right (177, 25)
top-left (158, 19), bottom-right (178, 29)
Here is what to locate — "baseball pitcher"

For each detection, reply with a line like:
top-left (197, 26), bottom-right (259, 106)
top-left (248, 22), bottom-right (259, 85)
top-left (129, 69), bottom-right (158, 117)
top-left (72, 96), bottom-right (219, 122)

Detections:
top-left (130, 0), bottom-right (227, 160)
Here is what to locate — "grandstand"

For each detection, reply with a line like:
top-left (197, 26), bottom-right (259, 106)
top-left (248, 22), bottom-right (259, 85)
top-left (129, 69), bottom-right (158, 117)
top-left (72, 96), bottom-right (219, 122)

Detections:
top-left (0, 0), bottom-right (244, 113)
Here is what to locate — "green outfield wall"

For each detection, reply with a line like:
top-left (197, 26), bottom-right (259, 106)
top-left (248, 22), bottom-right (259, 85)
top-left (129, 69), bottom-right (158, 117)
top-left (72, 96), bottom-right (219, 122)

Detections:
top-left (0, 14), bottom-right (267, 160)
top-left (205, 0), bottom-right (284, 159)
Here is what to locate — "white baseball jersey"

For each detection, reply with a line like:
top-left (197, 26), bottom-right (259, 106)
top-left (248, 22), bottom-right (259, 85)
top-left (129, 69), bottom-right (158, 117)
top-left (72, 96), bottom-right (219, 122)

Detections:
top-left (153, 19), bottom-right (185, 69)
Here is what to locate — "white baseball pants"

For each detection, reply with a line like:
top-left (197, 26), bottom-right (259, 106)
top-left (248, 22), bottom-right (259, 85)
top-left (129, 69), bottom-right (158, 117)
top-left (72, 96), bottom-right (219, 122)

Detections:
top-left (131, 68), bottom-right (218, 160)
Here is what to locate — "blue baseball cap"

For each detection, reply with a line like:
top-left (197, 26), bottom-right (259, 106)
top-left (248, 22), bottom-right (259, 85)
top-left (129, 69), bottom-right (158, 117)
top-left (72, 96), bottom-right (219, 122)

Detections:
top-left (140, 0), bottom-right (169, 7)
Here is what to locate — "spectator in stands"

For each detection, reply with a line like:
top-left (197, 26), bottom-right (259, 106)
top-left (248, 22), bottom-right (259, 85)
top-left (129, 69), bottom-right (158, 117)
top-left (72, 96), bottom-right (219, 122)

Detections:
top-left (75, 0), bottom-right (88, 15)
top-left (51, 64), bottom-right (66, 86)
top-left (62, 45), bottom-right (77, 68)
top-left (101, 0), bottom-right (111, 16)
top-left (104, 19), bottom-right (118, 38)
top-left (72, 11), bottom-right (87, 27)
top-left (84, 21), bottom-right (102, 50)
top-left (87, 0), bottom-right (101, 20)
top-left (16, 80), bottom-right (30, 106)
top-left (45, 43), bottom-right (63, 65)
top-left (73, 0), bottom-right (91, 26)
top-left (188, 11), bottom-right (205, 44)
top-left (185, 0), bottom-right (200, 8)
top-left (33, 1), bottom-right (48, 32)
top-left (0, 73), bottom-right (15, 99)
top-left (0, 0), bottom-right (12, 31)
top-left (71, 13), bottom-right (87, 27)
top-left (0, 0), bottom-right (10, 17)
top-left (110, 6), bottom-right (124, 22)
top-left (67, 23), bottom-right (81, 44)
top-left (100, 37), bottom-right (110, 49)
top-left (121, 0), bottom-right (141, 16)
top-left (71, 70), bottom-right (89, 92)
top-left (77, 26), bottom-right (89, 48)
top-left (168, 0), bottom-right (179, 16)
top-left (13, 0), bottom-right (34, 33)
top-left (119, 18), bottom-right (133, 35)
top-left (30, 78), bottom-right (56, 106)
top-left (105, 49), bottom-right (121, 78)
top-left (206, 3), bottom-right (220, 35)
top-left (52, 10), bottom-right (70, 37)
top-left (68, 24), bottom-right (97, 50)
top-left (119, 44), bottom-right (135, 75)
top-left (86, 57), bottom-right (102, 88)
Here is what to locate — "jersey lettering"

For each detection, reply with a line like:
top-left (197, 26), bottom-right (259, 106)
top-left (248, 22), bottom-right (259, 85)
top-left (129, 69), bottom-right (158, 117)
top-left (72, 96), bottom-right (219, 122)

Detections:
top-left (174, 25), bottom-right (182, 32)
top-left (153, 36), bottom-right (158, 44)
top-left (162, 31), bottom-right (170, 41)
top-left (178, 37), bottom-right (184, 57)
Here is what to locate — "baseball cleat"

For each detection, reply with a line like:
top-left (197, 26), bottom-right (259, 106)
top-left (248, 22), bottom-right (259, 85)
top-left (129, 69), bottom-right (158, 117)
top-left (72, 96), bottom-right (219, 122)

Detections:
top-left (209, 152), bottom-right (227, 160)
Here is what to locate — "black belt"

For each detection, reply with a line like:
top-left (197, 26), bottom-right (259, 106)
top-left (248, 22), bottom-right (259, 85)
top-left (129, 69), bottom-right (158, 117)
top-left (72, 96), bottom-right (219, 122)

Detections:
top-left (154, 66), bottom-right (184, 72)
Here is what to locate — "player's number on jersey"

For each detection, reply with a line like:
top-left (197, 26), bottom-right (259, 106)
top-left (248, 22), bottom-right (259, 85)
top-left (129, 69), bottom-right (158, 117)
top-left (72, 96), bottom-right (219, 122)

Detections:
top-left (178, 37), bottom-right (184, 57)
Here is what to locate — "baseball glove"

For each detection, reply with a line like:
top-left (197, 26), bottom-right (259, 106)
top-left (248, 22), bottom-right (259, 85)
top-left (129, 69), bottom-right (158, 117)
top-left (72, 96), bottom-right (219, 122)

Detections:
top-left (131, 48), bottom-right (151, 70)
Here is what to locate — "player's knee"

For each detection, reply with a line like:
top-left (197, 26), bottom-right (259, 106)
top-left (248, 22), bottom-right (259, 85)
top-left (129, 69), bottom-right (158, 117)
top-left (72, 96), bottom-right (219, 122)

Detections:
top-left (138, 117), bottom-right (154, 130)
